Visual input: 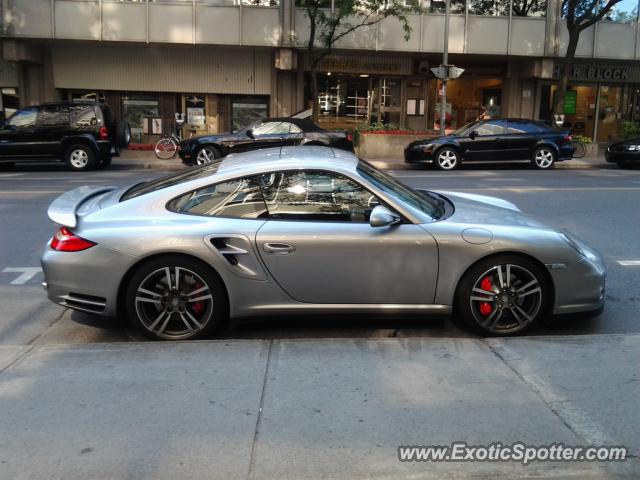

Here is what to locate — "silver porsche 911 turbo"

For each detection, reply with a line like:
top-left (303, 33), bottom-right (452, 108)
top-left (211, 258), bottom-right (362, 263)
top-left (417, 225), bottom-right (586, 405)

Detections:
top-left (41, 146), bottom-right (605, 340)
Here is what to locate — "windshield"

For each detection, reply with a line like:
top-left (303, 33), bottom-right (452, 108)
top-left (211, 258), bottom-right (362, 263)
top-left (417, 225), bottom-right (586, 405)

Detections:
top-left (121, 162), bottom-right (221, 201)
top-left (451, 121), bottom-right (480, 136)
top-left (356, 161), bottom-right (442, 220)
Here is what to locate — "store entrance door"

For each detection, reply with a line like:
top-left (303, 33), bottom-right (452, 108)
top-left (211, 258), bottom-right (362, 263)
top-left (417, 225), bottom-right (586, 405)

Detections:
top-left (596, 86), bottom-right (623, 143)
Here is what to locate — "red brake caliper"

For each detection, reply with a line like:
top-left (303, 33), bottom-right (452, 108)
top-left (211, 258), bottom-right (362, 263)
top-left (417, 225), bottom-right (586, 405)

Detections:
top-left (479, 277), bottom-right (493, 316)
top-left (192, 281), bottom-right (205, 315)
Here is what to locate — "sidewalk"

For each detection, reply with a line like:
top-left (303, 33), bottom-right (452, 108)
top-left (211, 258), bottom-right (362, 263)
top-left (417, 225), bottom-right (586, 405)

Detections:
top-left (112, 150), bottom-right (612, 172)
top-left (0, 334), bottom-right (637, 479)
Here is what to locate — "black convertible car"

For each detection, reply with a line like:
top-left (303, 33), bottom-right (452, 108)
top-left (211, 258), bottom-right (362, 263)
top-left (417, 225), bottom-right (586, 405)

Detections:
top-left (179, 117), bottom-right (354, 165)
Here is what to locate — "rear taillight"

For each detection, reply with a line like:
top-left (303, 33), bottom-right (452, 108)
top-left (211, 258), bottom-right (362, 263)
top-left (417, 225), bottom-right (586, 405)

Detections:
top-left (50, 227), bottom-right (96, 252)
top-left (99, 126), bottom-right (108, 140)
top-left (564, 135), bottom-right (572, 142)
top-left (346, 133), bottom-right (353, 143)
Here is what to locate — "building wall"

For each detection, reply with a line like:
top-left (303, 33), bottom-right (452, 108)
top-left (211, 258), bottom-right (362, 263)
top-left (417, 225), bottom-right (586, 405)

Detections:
top-left (3, 0), bottom-right (640, 60)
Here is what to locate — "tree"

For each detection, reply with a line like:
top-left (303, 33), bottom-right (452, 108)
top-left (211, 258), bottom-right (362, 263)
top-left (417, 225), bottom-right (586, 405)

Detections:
top-left (555, 0), bottom-right (623, 119)
top-left (297, 0), bottom-right (422, 121)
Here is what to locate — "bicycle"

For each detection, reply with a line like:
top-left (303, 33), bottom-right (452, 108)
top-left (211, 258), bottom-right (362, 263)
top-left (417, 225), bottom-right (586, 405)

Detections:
top-left (154, 113), bottom-right (196, 160)
top-left (571, 135), bottom-right (589, 159)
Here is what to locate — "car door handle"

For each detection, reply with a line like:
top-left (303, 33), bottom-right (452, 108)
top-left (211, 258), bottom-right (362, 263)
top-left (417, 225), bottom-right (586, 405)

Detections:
top-left (263, 243), bottom-right (295, 255)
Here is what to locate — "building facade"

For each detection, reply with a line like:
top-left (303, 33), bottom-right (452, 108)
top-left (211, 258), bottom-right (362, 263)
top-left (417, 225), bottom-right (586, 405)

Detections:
top-left (1, 0), bottom-right (640, 143)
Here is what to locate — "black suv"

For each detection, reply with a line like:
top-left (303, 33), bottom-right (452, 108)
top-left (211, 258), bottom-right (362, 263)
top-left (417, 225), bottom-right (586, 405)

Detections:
top-left (0, 101), bottom-right (130, 171)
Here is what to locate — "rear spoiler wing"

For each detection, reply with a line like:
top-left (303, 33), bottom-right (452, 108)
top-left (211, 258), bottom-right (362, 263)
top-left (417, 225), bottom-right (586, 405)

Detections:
top-left (47, 185), bottom-right (118, 227)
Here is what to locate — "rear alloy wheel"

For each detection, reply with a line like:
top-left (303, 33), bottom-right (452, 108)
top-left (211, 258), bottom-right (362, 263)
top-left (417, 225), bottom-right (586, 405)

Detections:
top-left (196, 146), bottom-right (220, 165)
top-left (456, 255), bottom-right (550, 336)
top-left (126, 257), bottom-right (227, 341)
top-left (532, 147), bottom-right (555, 169)
top-left (435, 148), bottom-right (460, 170)
top-left (65, 145), bottom-right (96, 171)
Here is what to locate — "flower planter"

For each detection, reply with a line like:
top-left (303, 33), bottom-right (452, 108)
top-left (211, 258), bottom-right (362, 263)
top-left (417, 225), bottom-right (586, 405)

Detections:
top-left (583, 143), bottom-right (599, 158)
top-left (356, 132), bottom-right (436, 162)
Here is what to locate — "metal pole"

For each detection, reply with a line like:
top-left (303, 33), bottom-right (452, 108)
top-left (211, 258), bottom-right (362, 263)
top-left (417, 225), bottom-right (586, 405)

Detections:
top-left (440, 0), bottom-right (450, 135)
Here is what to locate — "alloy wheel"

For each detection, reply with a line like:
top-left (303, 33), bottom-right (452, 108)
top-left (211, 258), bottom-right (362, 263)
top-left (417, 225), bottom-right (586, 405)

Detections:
top-left (469, 263), bottom-right (543, 334)
top-left (134, 266), bottom-right (214, 340)
top-left (196, 147), bottom-right (216, 165)
top-left (436, 149), bottom-right (458, 170)
top-left (69, 149), bottom-right (89, 169)
top-left (534, 148), bottom-right (554, 169)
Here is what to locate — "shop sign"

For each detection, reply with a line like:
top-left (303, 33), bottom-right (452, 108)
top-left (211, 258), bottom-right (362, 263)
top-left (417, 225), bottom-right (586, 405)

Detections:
top-left (563, 91), bottom-right (577, 115)
top-left (187, 108), bottom-right (205, 126)
top-left (554, 63), bottom-right (635, 83)
top-left (312, 55), bottom-right (412, 75)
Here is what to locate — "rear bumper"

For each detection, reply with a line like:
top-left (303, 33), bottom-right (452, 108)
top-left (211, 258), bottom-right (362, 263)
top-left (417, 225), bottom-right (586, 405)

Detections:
top-left (41, 243), bottom-right (136, 317)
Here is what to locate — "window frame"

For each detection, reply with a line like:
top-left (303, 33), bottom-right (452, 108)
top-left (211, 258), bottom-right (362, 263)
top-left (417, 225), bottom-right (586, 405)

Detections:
top-left (6, 107), bottom-right (38, 129)
top-left (256, 168), bottom-right (402, 224)
top-left (166, 175), bottom-right (269, 220)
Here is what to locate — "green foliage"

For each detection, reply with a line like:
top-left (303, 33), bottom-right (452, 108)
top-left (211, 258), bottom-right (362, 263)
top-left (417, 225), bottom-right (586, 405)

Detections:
top-left (622, 121), bottom-right (640, 139)
top-left (298, 0), bottom-right (422, 55)
top-left (356, 121), bottom-right (402, 132)
top-left (572, 135), bottom-right (592, 144)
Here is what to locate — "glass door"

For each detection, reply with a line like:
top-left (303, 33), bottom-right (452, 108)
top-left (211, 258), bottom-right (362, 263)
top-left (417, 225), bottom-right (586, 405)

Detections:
top-left (596, 86), bottom-right (623, 143)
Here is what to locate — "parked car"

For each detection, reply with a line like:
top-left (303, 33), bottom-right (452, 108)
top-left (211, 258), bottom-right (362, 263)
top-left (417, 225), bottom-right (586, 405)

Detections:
top-left (405, 118), bottom-right (574, 170)
top-left (178, 117), bottom-right (354, 166)
top-left (605, 137), bottom-right (640, 168)
top-left (42, 146), bottom-right (605, 341)
top-left (0, 101), bottom-right (130, 171)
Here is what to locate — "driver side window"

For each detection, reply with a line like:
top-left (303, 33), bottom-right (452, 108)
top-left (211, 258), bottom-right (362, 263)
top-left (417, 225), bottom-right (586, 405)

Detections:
top-left (475, 120), bottom-right (507, 136)
top-left (259, 170), bottom-right (381, 222)
top-left (252, 121), bottom-right (292, 135)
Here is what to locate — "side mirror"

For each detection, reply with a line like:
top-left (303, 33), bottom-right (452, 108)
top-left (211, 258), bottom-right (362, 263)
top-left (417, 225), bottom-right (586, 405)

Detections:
top-left (246, 129), bottom-right (255, 139)
top-left (369, 205), bottom-right (401, 228)
top-left (469, 130), bottom-right (478, 139)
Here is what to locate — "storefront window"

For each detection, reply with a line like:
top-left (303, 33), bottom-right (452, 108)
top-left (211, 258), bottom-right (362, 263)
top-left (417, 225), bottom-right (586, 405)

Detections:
top-left (1, 87), bottom-right (19, 120)
top-left (435, 78), bottom-right (502, 131)
top-left (597, 86), bottom-right (623, 142)
top-left (122, 94), bottom-right (160, 143)
top-left (232, 96), bottom-right (269, 132)
top-left (468, 0), bottom-right (508, 16)
top-left (427, 0), bottom-right (466, 14)
top-left (184, 94), bottom-right (206, 129)
top-left (512, 0), bottom-right (547, 16)
top-left (316, 73), bottom-right (370, 129)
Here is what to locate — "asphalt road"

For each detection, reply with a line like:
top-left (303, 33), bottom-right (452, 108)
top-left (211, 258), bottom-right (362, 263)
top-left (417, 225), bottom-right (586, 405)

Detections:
top-left (0, 162), bottom-right (638, 344)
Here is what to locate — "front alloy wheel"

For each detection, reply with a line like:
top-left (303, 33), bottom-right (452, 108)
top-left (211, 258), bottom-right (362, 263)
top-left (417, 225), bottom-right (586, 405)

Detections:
top-left (126, 257), bottom-right (226, 340)
top-left (435, 148), bottom-right (460, 170)
top-left (457, 256), bottom-right (549, 336)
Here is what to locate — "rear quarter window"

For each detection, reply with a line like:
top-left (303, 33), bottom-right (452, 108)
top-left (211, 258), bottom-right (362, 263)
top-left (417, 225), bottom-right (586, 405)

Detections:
top-left (72, 106), bottom-right (98, 129)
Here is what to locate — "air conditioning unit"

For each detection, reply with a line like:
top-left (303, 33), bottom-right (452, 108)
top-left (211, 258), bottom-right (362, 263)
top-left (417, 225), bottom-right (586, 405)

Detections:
top-left (417, 60), bottom-right (430, 76)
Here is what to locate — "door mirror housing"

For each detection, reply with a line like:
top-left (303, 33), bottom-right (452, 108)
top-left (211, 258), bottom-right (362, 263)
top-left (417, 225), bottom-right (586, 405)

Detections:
top-left (369, 205), bottom-right (401, 228)
top-left (246, 129), bottom-right (255, 139)
top-left (469, 130), bottom-right (478, 139)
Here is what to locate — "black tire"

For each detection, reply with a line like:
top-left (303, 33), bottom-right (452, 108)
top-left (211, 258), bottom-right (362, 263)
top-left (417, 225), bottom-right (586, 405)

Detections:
top-left (125, 255), bottom-right (228, 341)
top-left (65, 144), bottom-right (96, 171)
top-left (115, 120), bottom-right (131, 148)
top-left (455, 254), bottom-right (551, 337)
top-left (195, 145), bottom-right (221, 165)
top-left (97, 156), bottom-right (112, 169)
top-left (531, 146), bottom-right (556, 169)
top-left (434, 147), bottom-right (460, 170)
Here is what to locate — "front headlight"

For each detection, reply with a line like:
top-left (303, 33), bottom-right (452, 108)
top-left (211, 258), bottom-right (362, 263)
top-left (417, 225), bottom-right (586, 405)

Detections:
top-left (625, 145), bottom-right (640, 151)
